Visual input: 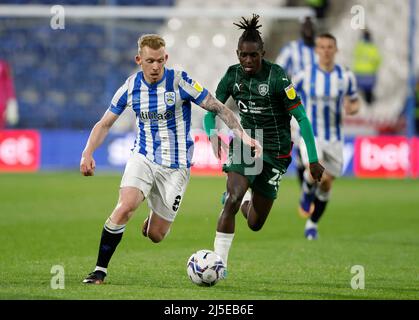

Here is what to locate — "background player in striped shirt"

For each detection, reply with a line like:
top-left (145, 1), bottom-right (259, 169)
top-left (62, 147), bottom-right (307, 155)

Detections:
top-left (276, 16), bottom-right (318, 187)
top-left (276, 16), bottom-right (317, 78)
top-left (203, 15), bottom-right (324, 270)
top-left (294, 33), bottom-right (360, 240)
top-left (79, 34), bottom-right (261, 284)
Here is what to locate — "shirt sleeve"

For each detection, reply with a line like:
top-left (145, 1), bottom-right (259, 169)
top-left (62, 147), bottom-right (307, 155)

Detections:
top-left (215, 69), bottom-right (232, 104)
top-left (290, 105), bottom-right (318, 163)
top-left (276, 70), bottom-right (302, 112)
top-left (178, 72), bottom-right (209, 105)
top-left (203, 111), bottom-right (217, 137)
top-left (346, 69), bottom-right (359, 100)
top-left (109, 80), bottom-right (129, 115)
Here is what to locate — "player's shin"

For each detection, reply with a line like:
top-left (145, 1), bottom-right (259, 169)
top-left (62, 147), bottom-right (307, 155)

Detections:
top-left (299, 170), bottom-right (316, 216)
top-left (95, 217), bottom-right (126, 273)
top-left (310, 188), bottom-right (330, 223)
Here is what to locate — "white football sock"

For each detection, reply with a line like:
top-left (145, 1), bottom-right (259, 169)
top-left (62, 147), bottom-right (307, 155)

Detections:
top-left (94, 266), bottom-right (107, 274)
top-left (305, 219), bottom-right (318, 230)
top-left (214, 231), bottom-right (234, 268)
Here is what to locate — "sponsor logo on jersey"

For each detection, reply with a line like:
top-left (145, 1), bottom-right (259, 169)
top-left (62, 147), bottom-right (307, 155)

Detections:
top-left (258, 83), bottom-right (269, 96)
top-left (285, 84), bottom-right (296, 100)
top-left (191, 80), bottom-right (203, 92)
top-left (139, 111), bottom-right (174, 121)
top-left (164, 91), bottom-right (176, 106)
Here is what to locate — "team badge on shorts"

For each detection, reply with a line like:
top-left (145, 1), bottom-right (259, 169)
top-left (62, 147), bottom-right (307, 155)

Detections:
top-left (258, 83), bottom-right (269, 96)
top-left (285, 84), bottom-right (296, 100)
top-left (164, 91), bottom-right (176, 106)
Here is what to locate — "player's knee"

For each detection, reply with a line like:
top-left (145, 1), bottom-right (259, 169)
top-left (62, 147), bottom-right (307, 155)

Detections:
top-left (225, 191), bottom-right (244, 210)
top-left (315, 187), bottom-right (330, 202)
top-left (248, 221), bottom-right (263, 232)
top-left (147, 230), bottom-right (165, 243)
top-left (148, 226), bottom-right (171, 243)
top-left (319, 177), bottom-right (333, 192)
top-left (116, 201), bottom-right (137, 215)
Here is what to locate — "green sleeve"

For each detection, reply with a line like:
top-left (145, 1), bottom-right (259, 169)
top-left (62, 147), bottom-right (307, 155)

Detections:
top-left (275, 67), bottom-right (302, 111)
top-left (289, 105), bottom-right (318, 163)
top-left (203, 111), bottom-right (216, 137)
top-left (215, 69), bottom-right (232, 104)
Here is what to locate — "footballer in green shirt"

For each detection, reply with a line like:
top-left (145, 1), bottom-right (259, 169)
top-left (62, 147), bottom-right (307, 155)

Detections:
top-left (203, 14), bottom-right (324, 271)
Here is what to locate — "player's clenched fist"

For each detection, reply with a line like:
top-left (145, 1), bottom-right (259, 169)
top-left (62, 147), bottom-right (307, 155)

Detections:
top-left (80, 154), bottom-right (95, 176)
top-left (309, 162), bottom-right (324, 182)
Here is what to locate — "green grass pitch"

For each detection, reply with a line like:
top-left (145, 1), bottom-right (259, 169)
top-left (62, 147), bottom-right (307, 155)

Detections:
top-left (0, 172), bottom-right (418, 300)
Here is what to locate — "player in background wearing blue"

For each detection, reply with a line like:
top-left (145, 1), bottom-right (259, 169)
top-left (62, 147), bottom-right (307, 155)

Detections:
top-left (203, 15), bottom-right (324, 270)
top-left (276, 16), bottom-right (318, 187)
top-left (80, 34), bottom-right (261, 284)
top-left (294, 33), bottom-right (360, 240)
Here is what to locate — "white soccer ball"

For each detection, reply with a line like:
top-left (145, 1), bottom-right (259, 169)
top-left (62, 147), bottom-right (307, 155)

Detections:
top-left (186, 249), bottom-right (226, 287)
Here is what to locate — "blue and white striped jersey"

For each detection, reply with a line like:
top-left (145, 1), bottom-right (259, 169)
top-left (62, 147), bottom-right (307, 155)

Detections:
top-left (109, 68), bottom-right (208, 168)
top-left (276, 39), bottom-right (317, 77)
top-left (293, 64), bottom-right (358, 142)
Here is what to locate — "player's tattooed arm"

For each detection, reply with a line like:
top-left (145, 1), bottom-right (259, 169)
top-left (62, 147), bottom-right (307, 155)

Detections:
top-left (200, 92), bottom-right (262, 157)
top-left (200, 93), bottom-right (239, 131)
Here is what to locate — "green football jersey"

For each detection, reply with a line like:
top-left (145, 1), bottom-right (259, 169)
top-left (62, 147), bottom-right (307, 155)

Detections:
top-left (216, 59), bottom-right (301, 157)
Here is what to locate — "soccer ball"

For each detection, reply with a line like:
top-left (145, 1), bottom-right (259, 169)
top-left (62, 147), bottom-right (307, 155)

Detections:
top-left (186, 249), bottom-right (226, 286)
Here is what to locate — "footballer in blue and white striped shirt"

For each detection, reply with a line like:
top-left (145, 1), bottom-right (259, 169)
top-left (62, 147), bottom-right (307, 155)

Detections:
top-left (293, 33), bottom-right (360, 240)
top-left (275, 17), bottom-right (318, 78)
top-left (79, 34), bottom-right (261, 284)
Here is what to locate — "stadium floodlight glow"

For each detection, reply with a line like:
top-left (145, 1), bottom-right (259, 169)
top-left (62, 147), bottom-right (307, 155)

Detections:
top-left (167, 18), bottom-right (182, 31)
top-left (212, 34), bottom-right (226, 48)
top-left (163, 34), bottom-right (175, 48)
top-left (187, 35), bottom-right (201, 49)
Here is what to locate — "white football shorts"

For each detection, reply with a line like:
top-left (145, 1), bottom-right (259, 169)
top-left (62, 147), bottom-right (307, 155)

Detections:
top-left (120, 152), bottom-right (190, 222)
top-left (300, 138), bottom-right (344, 178)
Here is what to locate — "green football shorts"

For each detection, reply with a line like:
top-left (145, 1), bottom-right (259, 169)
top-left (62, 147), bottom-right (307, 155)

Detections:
top-left (222, 146), bottom-right (292, 200)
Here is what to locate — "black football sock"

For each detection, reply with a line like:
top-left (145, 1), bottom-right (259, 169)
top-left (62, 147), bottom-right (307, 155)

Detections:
top-left (95, 218), bottom-right (125, 269)
top-left (310, 196), bottom-right (328, 223)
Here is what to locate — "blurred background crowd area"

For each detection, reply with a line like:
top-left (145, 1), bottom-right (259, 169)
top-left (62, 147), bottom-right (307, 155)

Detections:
top-left (0, 0), bottom-right (418, 136)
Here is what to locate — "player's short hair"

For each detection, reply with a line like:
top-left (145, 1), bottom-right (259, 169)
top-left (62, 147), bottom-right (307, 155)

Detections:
top-left (316, 33), bottom-right (337, 46)
top-left (234, 14), bottom-right (264, 50)
top-left (138, 34), bottom-right (166, 53)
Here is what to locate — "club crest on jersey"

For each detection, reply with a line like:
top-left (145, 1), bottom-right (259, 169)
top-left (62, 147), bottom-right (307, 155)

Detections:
top-left (164, 91), bottom-right (176, 106)
top-left (285, 84), bottom-right (296, 100)
top-left (258, 84), bottom-right (269, 96)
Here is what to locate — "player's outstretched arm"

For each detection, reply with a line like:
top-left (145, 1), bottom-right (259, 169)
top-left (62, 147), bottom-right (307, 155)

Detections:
top-left (80, 110), bottom-right (119, 176)
top-left (199, 92), bottom-right (262, 157)
top-left (290, 105), bottom-right (324, 182)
